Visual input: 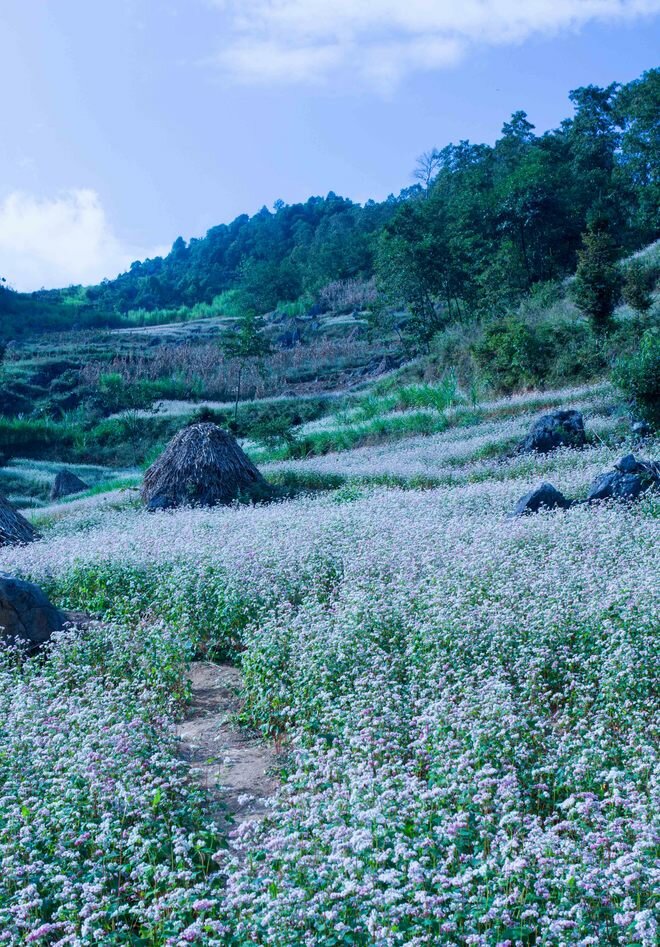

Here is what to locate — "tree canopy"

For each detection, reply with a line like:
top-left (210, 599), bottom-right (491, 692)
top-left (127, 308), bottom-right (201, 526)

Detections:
top-left (10, 68), bottom-right (660, 341)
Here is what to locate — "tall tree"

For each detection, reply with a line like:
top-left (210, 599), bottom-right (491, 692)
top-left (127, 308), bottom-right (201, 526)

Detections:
top-left (573, 224), bottom-right (621, 333)
top-left (376, 197), bottom-right (469, 348)
top-left (413, 149), bottom-right (442, 191)
top-left (614, 69), bottom-right (660, 242)
top-left (563, 83), bottom-right (621, 233)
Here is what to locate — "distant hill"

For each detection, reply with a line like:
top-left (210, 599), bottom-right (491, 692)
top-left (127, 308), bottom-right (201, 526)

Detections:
top-left (0, 284), bottom-right (120, 340)
top-left (4, 68), bottom-right (658, 342)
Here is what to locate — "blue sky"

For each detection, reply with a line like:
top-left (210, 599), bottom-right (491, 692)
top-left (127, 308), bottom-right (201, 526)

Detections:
top-left (1, 0), bottom-right (659, 291)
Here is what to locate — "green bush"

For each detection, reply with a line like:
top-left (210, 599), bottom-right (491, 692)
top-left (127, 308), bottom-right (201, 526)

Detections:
top-left (472, 316), bottom-right (546, 393)
top-left (572, 225), bottom-right (622, 332)
top-left (250, 413), bottom-right (298, 448)
top-left (535, 320), bottom-right (606, 387)
top-left (622, 258), bottom-right (657, 314)
top-left (472, 310), bottom-right (615, 394)
top-left (612, 327), bottom-right (660, 426)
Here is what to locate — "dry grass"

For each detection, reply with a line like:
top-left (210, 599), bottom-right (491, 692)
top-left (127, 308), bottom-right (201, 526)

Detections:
top-left (80, 337), bottom-right (392, 401)
top-left (141, 423), bottom-right (272, 509)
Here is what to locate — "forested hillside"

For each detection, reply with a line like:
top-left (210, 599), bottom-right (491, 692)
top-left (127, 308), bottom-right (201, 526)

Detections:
top-left (24, 68), bottom-right (655, 337)
top-left (1, 68), bottom-right (657, 468)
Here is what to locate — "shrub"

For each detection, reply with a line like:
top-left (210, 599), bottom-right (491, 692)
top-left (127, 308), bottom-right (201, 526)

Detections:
top-left (95, 372), bottom-right (141, 414)
top-left (572, 225), bottom-right (622, 332)
top-left (612, 327), bottom-right (660, 426)
top-left (472, 309), bottom-right (616, 394)
top-left (189, 406), bottom-right (229, 427)
top-left (622, 259), bottom-right (656, 314)
top-left (472, 316), bottom-right (546, 393)
top-left (0, 383), bottom-right (35, 417)
top-left (250, 413), bottom-right (298, 448)
top-left (535, 320), bottom-right (607, 387)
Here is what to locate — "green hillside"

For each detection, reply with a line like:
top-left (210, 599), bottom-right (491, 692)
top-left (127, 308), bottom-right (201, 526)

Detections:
top-left (4, 68), bottom-right (657, 351)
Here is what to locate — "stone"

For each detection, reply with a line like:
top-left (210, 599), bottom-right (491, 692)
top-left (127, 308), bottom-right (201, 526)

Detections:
top-left (0, 573), bottom-right (65, 649)
top-left (615, 453), bottom-right (639, 475)
top-left (50, 468), bottom-right (89, 501)
top-left (631, 420), bottom-right (652, 438)
top-left (586, 454), bottom-right (660, 503)
top-left (519, 409), bottom-right (586, 454)
top-left (614, 454), bottom-right (660, 479)
top-left (512, 482), bottom-right (572, 516)
top-left (586, 471), bottom-right (644, 503)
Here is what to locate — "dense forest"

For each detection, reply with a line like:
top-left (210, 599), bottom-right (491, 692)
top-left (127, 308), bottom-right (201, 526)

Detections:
top-left (1, 68), bottom-right (658, 342)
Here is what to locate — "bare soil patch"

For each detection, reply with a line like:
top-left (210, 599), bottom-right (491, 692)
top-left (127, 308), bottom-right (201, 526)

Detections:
top-left (177, 662), bottom-right (279, 834)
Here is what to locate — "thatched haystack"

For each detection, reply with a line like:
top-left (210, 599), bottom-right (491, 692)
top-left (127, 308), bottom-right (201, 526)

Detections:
top-left (0, 494), bottom-right (39, 547)
top-left (141, 423), bottom-right (274, 510)
top-left (50, 468), bottom-right (89, 501)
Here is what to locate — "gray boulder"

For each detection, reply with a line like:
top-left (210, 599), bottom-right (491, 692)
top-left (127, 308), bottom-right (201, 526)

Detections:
top-left (616, 453), bottom-right (640, 475)
top-left (586, 454), bottom-right (660, 503)
top-left (631, 420), bottom-right (652, 438)
top-left (513, 482), bottom-right (572, 516)
top-left (0, 574), bottom-right (65, 649)
top-left (519, 410), bottom-right (586, 454)
top-left (50, 469), bottom-right (89, 501)
top-left (587, 472), bottom-right (645, 502)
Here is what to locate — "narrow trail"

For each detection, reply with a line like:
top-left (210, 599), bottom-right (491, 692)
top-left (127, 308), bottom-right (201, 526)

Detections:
top-left (176, 662), bottom-right (279, 834)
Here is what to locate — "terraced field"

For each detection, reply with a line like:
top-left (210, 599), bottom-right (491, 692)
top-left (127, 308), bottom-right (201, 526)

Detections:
top-left (0, 385), bottom-right (657, 946)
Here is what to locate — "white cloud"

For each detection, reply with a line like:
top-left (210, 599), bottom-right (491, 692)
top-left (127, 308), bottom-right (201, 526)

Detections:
top-left (0, 190), bottom-right (167, 292)
top-left (208, 0), bottom-right (660, 90)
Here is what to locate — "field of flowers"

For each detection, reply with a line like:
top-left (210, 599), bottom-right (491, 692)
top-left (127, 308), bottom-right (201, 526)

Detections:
top-left (262, 383), bottom-right (624, 485)
top-left (0, 389), bottom-right (658, 945)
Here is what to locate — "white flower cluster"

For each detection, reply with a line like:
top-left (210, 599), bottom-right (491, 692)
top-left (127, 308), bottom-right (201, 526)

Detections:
top-left (0, 386), bottom-right (657, 944)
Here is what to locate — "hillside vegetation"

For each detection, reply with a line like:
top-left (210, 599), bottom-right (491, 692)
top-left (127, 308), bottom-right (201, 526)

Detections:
top-left (0, 71), bottom-right (656, 493)
top-left (0, 382), bottom-right (658, 945)
top-left (0, 65), bottom-right (658, 947)
top-left (2, 69), bottom-right (658, 341)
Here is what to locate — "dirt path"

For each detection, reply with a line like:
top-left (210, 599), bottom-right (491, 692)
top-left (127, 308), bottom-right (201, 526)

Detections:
top-left (176, 662), bottom-right (279, 834)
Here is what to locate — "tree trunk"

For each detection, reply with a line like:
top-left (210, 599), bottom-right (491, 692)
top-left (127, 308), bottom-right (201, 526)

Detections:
top-left (234, 363), bottom-right (243, 424)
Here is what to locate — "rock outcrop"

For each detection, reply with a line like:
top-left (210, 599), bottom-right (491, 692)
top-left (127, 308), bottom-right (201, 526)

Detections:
top-left (0, 574), bottom-right (65, 649)
top-left (50, 469), bottom-right (89, 501)
top-left (586, 454), bottom-right (660, 503)
top-left (512, 482), bottom-right (572, 516)
top-left (519, 410), bottom-right (586, 454)
top-left (513, 454), bottom-right (659, 515)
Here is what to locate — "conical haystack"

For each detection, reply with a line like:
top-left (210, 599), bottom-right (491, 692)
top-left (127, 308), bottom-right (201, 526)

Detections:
top-left (0, 494), bottom-right (39, 547)
top-left (141, 423), bottom-right (273, 510)
top-left (50, 468), bottom-right (89, 501)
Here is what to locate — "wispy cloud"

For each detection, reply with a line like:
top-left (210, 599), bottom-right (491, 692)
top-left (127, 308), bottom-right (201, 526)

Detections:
top-left (0, 190), bottom-right (167, 292)
top-left (207, 0), bottom-right (660, 90)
